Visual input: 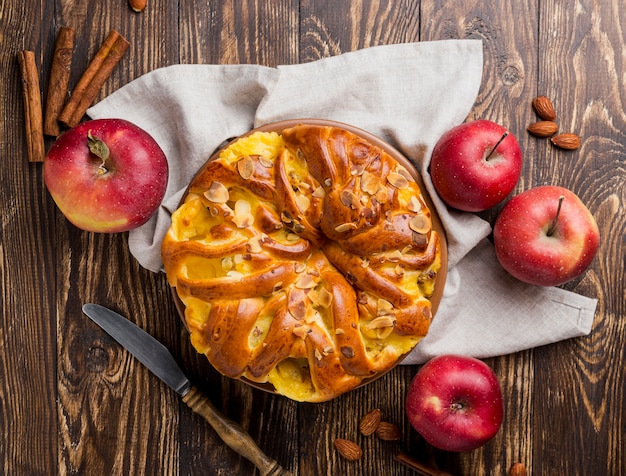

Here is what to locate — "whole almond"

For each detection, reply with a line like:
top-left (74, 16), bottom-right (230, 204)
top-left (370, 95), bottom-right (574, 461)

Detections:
top-left (551, 133), bottom-right (581, 150)
top-left (359, 408), bottom-right (382, 436)
top-left (129, 0), bottom-right (147, 12)
top-left (527, 120), bottom-right (558, 137)
top-left (333, 438), bottom-right (362, 461)
top-left (509, 462), bottom-right (527, 476)
top-left (532, 95), bottom-right (557, 121)
top-left (375, 421), bottom-right (403, 441)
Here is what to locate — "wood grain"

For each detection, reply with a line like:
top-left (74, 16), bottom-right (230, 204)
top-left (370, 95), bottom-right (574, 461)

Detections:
top-left (0, 0), bottom-right (623, 475)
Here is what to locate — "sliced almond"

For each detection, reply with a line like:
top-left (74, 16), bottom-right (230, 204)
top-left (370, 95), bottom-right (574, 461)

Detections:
top-left (292, 324), bottom-right (310, 339)
top-left (237, 156), bottom-right (254, 179)
top-left (294, 262), bottom-right (306, 273)
top-left (312, 185), bottom-right (326, 198)
top-left (335, 222), bottom-right (358, 233)
top-left (361, 171), bottom-right (381, 195)
top-left (395, 165), bottom-right (415, 182)
top-left (226, 270), bottom-right (243, 281)
top-left (247, 235), bottom-right (262, 253)
top-left (259, 155), bottom-right (273, 168)
top-left (317, 287), bottom-right (333, 308)
top-left (408, 196), bottom-right (422, 213)
top-left (221, 256), bottom-right (233, 270)
top-left (366, 316), bottom-right (395, 330)
top-left (335, 328), bottom-right (345, 335)
top-left (232, 199), bottom-right (254, 228)
top-left (295, 273), bottom-right (317, 289)
top-left (295, 194), bottom-right (311, 213)
top-left (204, 181), bottom-right (229, 203)
top-left (376, 298), bottom-right (394, 315)
top-left (387, 172), bottom-right (409, 189)
top-left (409, 215), bottom-right (431, 234)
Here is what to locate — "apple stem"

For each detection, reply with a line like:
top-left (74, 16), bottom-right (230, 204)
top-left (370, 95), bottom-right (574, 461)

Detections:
top-left (547, 195), bottom-right (565, 236)
top-left (87, 131), bottom-right (111, 175)
top-left (486, 131), bottom-right (509, 161)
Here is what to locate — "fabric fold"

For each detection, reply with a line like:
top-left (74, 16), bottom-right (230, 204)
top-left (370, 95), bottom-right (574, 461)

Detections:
top-left (87, 39), bottom-right (597, 364)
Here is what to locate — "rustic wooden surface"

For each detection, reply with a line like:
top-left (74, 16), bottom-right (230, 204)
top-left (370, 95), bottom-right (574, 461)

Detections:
top-left (1, 1), bottom-right (624, 475)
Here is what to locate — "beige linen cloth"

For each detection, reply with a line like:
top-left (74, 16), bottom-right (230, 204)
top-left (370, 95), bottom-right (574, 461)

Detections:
top-left (88, 40), bottom-right (597, 364)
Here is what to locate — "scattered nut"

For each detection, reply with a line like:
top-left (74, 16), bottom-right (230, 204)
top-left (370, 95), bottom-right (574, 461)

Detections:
top-left (551, 132), bottom-right (581, 150)
top-left (527, 120), bottom-right (558, 138)
top-left (128, 0), bottom-right (147, 12)
top-left (509, 462), bottom-right (527, 476)
top-left (333, 438), bottom-right (362, 461)
top-left (359, 408), bottom-right (382, 436)
top-left (532, 95), bottom-right (557, 121)
top-left (375, 421), bottom-right (403, 441)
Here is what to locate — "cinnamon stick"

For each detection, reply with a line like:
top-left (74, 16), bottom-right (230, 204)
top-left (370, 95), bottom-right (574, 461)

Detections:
top-left (394, 452), bottom-right (452, 476)
top-left (44, 26), bottom-right (75, 136)
top-left (59, 30), bottom-right (130, 128)
top-left (17, 50), bottom-right (45, 163)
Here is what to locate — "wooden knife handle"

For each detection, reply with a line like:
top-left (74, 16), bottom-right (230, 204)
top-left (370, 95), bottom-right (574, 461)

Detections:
top-left (182, 386), bottom-right (293, 476)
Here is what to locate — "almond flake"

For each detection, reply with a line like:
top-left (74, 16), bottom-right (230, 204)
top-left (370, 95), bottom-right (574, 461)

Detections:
top-left (204, 181), bottom-right (229, 203)
top-left (288, 300), bottom-right (306, 320)
top-left (361, 257), bottom-right (370, 268)
top-left (387, 172), bottom-right (409, 189)
top-left (375, 188), bottom-right (389, 204)
top-left (226, 270), bottom-right (243, 281)
top-left (312, 185), bottom-right (326, 198)
top-left (221, 257), bottom-right (233, 270)
top-left (395, 165), bottom-right (415, 182)
top-left (335, 222), bottom-right (357, 233)
top-left (350, 164), bottom-right (365, 176)
top-left (376, 298), bottom-right (394, 315)
top-left (322, 346), bottom-right (334, 355)
top-left (247, 236), bottom-right (262, 253)
top-left (408, 196), bottom-right (422, 213)
top-left (324, 178), bottom-right (332, 187)
top-left (409, 215), bottom-right (431, 234)
top-left (294, 262), bottom-right (306, 273)
top-left (295, 274), bottom-right (317, 289)
top-left (314, 349), bottom-right (323, 361)
top-left (361, 171), bottom-right (380, 195)
top-left (318, 288), bottom-right (333, 308)
top-left (295, 194), bottom-right (311, 213)
top-left (292, 325), bottom-right (310, 339)
top-left (366, 316), bottom-right (395, 330)
top-left (335, 328), bottom-right (345, 335)
top-left (237, 156), bottom-right (254, 179)
top-left (232, 200), bottom-right (254, 228)
top-left (259, 156), bottom-right (273, 168)
top-left (394, 264), bottom-right (405, 276)
top-left (296, 148), bottom-right (307, 166)
top-left (340, 190), bottom-right (357, 208)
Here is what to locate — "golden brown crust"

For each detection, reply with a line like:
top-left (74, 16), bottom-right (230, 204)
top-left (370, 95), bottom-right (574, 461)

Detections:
top-left (162, 124), bottom-right (441, 402)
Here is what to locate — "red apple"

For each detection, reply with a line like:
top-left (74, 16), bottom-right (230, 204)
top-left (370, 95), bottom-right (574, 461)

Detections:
top-left (405, 354), bottom-right (503, 452)
top-left (493, 185), bottom-right (600, 286)
top-left (430, 119), bottom-right (522, 212)
top-left (44, 118), bottom-right (168, 233)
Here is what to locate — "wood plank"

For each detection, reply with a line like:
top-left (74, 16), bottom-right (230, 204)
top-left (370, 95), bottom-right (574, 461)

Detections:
top-left (47, 1), bottom-right (182, 474)
top-left (295, 2), bottom-right (422, 475)
top-left (420, 2), bottom-right (539, 474)
top-left (0, 1), bottom-right (58, 473)
top-left (533, 1), bottom-right (626, 474)
top-left (175, 2), bottom-right (301, 474)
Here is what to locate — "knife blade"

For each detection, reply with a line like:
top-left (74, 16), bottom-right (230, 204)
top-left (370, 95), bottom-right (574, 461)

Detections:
top-left (82, 303), bottom-right (291, 476)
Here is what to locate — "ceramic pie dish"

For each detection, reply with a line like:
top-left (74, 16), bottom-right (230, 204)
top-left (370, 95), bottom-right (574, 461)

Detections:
top-left (162, 119), bottom-right (447, 402)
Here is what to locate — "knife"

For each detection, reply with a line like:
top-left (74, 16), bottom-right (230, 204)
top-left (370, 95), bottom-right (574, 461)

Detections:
top-left (82, 303), bottom-right (292, 476)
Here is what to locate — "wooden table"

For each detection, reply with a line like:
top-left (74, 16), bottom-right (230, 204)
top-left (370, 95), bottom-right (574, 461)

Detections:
top-left (2, 1), bottom-right (624, 474)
